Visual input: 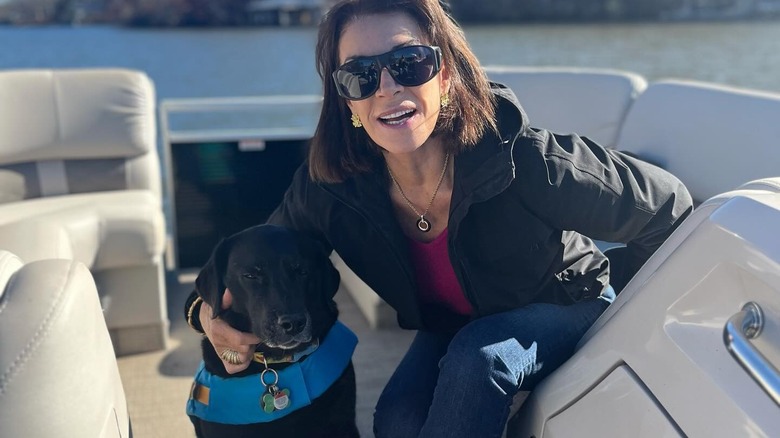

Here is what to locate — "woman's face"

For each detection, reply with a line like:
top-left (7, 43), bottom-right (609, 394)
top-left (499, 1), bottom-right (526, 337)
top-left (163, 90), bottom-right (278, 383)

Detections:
top-left (338, 12), bottom-right (449, 155)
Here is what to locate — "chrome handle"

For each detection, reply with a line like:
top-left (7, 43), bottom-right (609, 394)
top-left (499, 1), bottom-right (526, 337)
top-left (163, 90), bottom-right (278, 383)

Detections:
top-left (723, 302), bottom-right (780, 406)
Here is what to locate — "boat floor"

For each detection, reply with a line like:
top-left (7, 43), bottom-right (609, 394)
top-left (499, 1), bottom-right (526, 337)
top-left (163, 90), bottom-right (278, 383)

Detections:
top-left (117, 271), bottom-right (414, 438)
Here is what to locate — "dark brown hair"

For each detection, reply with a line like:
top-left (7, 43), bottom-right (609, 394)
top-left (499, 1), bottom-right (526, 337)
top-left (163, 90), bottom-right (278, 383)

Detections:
top-left (309, 0), bottom-right (497, 183)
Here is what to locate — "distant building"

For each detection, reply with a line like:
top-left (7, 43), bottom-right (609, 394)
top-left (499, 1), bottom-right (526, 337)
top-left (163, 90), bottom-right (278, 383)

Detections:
top-left (246, 0), bottom-right (325, 26)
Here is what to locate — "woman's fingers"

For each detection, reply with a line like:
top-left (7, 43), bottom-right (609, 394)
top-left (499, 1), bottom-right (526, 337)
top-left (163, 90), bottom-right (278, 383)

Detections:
top-left (199, 296), bottom-right (261, 373)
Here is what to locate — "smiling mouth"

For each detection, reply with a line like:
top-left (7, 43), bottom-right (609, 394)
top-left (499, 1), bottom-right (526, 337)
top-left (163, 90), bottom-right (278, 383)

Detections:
top-left (379, 109), bottom-right (415, 125)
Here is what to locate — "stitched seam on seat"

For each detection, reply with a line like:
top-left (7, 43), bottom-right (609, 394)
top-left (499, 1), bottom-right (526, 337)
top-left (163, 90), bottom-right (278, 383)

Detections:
top-left (0, 278), bottom-right (13, 315)
top-left (0, 261), bottom-right (75, 394)
top-left (0, 256), bottom-right (22, 315)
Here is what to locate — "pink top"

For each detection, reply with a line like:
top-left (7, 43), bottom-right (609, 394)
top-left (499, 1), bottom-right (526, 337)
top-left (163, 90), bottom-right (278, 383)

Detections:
top-left (406, 229), bottom-right (473, 316)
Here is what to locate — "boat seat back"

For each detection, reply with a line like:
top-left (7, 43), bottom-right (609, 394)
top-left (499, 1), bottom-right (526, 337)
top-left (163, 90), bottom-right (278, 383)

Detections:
top-left (484, 66), bottom-right (647, 148)
top-left (0, 68), bottom-right (160, 204)
top-left (616, 80), bottom-right (780, 203)
top-left (0, 250), bottom-right (130, 437)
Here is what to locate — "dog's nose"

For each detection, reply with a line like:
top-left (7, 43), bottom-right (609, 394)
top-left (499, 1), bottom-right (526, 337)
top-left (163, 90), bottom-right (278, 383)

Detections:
top-left (278, 314), bottom-right (307, 336)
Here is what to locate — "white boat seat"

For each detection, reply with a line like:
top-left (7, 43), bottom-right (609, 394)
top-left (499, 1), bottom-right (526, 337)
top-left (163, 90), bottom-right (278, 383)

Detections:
top-left (616, 80), bottom-right (780, 204)
top-left (484, 66), bottom-right (647, 148)
top-left (0, 250), bottom-right (130, 437)
top-left (0, 69), bottom-right (168, 355)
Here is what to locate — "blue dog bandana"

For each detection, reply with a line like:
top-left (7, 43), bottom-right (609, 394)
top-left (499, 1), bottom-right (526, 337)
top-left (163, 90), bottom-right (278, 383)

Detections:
top-left (187, 321), bottom-right (358, 425)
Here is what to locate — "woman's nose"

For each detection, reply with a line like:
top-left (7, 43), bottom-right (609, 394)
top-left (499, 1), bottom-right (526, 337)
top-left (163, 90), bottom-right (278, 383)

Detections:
top-left (375, 67), bottom-right (402, 97)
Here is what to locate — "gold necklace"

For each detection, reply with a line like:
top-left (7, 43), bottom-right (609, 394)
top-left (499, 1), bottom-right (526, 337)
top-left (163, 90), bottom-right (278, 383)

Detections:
top-left (387, 152), bottom-right (450, 233)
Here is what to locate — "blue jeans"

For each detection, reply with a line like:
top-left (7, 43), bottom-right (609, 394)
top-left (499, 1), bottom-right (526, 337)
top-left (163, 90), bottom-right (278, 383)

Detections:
top-left (373, 297), bottom-right (610, 438)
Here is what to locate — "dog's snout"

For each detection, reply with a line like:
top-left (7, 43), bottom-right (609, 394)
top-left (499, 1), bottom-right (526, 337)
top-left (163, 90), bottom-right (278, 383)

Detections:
top-left (278, 313), bottom-right (307, 336)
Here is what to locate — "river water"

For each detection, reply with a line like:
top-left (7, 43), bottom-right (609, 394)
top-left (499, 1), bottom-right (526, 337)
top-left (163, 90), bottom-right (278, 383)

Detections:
top-left (2, 20), bottom-right (779, 101)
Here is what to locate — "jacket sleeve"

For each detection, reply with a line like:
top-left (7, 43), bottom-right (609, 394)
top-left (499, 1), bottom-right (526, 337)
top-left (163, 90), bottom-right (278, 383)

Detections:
top-left (515, 129), bottom-right (694, 273)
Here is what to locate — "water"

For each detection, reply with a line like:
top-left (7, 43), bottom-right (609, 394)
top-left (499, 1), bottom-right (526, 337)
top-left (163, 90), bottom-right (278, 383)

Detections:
top-left (2, 20), bottom-right (780, 103)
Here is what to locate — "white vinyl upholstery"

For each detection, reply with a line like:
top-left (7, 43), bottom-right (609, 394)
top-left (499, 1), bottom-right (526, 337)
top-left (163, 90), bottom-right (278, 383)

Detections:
top-left (484, 66), bottom-right (647, 148)
top-left (616, 80), bottom-right (780, 203)
top-left (0, 191), bottom-right (164, 269)
top-left (0, 69), bottom-right (168, 355)
top-left (512, 177), bottom-right (780, 437)
top-left (0, 251), bottom-right (130, 438)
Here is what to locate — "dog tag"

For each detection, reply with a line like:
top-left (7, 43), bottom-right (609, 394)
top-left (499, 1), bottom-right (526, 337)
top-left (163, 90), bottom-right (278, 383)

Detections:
top-left (261, 385), bottom-right (290, 413)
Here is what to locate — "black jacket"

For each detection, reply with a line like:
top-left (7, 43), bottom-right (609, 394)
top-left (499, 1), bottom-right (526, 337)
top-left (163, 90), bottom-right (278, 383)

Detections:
top-left (268, 84), bottom-right (693, 332)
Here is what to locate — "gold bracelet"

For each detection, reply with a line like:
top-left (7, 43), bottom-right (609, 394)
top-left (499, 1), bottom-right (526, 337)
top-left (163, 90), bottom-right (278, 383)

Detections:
top-left (187, 295), bottom-right (204, 334)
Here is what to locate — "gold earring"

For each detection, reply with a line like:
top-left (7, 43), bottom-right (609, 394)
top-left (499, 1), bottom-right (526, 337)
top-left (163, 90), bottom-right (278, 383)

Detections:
top-left (441, 92), bottom-right (450, 108)
top-left (351, 113), bottom-right (363, 128)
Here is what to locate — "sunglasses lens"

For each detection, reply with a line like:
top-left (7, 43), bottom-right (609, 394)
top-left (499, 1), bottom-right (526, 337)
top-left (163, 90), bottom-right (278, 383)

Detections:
top-left (388, 46), bottom-right (438, 87)
top-left (334, 59), bottom-right (379, 100)
top-left (333, 46), bottom-right (440, 100)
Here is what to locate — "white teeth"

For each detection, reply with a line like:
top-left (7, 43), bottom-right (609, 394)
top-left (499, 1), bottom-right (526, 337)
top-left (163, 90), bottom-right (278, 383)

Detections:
top-left (380, 109), bottom-right (414, 120)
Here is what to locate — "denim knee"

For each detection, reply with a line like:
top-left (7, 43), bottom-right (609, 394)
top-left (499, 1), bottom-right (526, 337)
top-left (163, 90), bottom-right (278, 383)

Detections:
top-left (441, 319), bottom-right (539, 395)
top-left (373, 394), bottom-right (427, 438)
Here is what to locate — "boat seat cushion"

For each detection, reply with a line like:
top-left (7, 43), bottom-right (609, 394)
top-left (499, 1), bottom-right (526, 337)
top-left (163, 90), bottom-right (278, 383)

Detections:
top-left (0, 190), bottom-right (165, 270)
top-left (616, 80), bottom-right (780, 203)
top-left (484, 66), bottom-right (647, 148)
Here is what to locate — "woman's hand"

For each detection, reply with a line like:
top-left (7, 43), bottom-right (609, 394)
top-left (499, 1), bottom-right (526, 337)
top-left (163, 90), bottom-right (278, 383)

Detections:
top-left (199, 289), bottom-right (261, 374)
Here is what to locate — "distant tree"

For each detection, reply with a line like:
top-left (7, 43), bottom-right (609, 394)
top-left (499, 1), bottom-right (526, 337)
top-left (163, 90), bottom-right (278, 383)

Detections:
top-left (4, 0), bottom-right (61, 23)
top-left (188, 0), bottom-right (248, 25)
top-left (448, 0), bottom-right (693, 22)
top-left (104, 0), bottom-right (249, 26)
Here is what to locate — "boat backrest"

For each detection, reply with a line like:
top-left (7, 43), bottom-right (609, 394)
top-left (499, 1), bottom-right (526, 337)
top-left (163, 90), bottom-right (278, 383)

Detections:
top-left (484, 66), bottom-right (647, 148)
top-left (0, 68), bottom-right (160, 205)
top-left (616, 80), bottom-right (780, 204)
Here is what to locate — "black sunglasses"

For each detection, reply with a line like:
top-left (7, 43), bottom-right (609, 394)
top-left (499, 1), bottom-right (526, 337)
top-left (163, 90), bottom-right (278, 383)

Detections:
top-left (332, 45), bottom-right (442, 101)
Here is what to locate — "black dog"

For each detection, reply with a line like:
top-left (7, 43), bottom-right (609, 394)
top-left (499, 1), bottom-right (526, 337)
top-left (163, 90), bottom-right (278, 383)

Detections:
top-left (187, 225), bottom-right (359, 438)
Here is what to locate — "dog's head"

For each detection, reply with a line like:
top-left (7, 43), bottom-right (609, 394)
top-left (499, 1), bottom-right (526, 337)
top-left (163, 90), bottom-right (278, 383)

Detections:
top-left (195, 225), bottom-right (340, 358)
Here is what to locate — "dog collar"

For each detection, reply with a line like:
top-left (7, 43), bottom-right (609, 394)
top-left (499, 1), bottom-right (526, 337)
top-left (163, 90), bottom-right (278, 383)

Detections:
top-left (252, 339), bottom-right (320, 365)
top-left (187, 321), bottom-right (358, 425)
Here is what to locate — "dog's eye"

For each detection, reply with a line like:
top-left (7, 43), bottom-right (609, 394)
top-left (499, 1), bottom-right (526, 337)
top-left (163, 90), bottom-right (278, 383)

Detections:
top-left (242, 266), bottom-right (264, 280)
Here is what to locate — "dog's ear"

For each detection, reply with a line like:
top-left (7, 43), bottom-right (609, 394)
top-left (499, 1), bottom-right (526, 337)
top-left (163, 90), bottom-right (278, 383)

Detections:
top-left (195, 237), bottom-right (231, 318)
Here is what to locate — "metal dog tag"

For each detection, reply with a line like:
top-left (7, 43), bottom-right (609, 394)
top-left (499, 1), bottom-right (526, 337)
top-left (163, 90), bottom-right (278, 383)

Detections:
top-left (259, 359), bottom-right (290, 413)
top-left (261, 385), bottom-right (290, 413)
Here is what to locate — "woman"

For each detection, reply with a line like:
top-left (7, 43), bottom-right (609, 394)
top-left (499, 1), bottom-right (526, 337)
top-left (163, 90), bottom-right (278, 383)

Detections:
top-left (185, 0), bottom-right (693, 436)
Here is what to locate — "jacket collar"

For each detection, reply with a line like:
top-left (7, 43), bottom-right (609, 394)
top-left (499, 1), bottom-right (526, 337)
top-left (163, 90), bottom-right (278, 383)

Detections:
top-left (449, 83), bottom-right (529, 224)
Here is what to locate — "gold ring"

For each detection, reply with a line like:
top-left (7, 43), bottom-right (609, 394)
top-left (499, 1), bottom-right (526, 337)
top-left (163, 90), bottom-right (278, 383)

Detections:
top-left (220, 349), bottom-right (243, 365)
